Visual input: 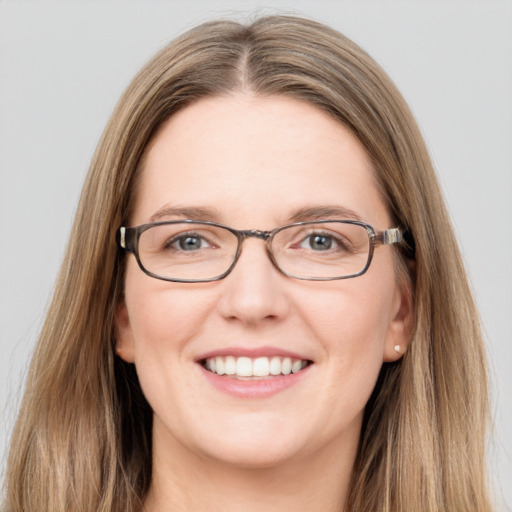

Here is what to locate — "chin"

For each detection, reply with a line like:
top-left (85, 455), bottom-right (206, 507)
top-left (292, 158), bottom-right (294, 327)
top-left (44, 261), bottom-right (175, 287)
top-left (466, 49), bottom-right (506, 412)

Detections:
top-left (192, 415), bottom-right (325, 470)
top-left (203, 439), bottom-right (302, 470)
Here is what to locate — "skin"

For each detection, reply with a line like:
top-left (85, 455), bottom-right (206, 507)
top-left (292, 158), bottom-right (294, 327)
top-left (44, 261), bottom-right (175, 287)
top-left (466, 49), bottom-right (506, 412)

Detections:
top-left (116, 94), bottom-right (412, 512)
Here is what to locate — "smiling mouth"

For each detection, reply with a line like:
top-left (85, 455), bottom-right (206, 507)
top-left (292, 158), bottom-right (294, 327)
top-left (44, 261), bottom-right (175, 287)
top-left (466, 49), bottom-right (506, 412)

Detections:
top-left (202, 356), bottom-right (311, 379)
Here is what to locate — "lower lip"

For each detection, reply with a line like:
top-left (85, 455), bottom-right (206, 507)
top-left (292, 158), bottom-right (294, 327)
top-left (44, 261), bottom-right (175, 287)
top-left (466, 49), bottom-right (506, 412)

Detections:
top-left (199, 364), bottom-right (312, 398)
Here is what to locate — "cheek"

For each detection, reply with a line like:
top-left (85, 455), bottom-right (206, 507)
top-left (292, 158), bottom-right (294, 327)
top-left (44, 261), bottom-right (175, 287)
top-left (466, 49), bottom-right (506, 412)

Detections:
top-left (121, 268), bottom-right (217, 423)
top-left (302, 278), bottom-right (395, 354)
top-left (298, 277), bottom-right (397, 400)
top-left (123, 265), bottom-right (214, 356)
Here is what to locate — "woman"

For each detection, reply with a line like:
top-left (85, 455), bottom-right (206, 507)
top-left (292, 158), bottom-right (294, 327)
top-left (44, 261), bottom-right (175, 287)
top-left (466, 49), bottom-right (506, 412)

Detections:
top-left (4, 15), bottom-right (492, 512)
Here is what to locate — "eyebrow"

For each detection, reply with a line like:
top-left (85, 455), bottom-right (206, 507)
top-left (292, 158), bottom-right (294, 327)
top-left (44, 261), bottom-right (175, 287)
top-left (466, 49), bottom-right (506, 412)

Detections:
top-left (286, 206), bottom-right (363, 223)
top-left (149, 205), bottom-right (222, 223)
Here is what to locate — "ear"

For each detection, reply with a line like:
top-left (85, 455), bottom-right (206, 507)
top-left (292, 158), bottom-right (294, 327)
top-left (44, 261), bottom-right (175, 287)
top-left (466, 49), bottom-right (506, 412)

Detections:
top-left (383, 278), bottom-right (414, 362)
top-left (114, 300), bottom-right (136, 363)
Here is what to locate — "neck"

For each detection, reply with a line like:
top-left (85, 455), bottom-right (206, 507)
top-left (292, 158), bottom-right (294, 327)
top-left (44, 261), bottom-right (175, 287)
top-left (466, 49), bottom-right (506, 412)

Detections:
top-left (143, 420), bottom-right (359, 512)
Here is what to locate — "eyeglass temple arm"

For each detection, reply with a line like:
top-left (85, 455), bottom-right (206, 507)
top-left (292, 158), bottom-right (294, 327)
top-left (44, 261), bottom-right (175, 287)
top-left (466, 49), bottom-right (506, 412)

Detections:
top-left (117, 226), bottom-right (137, 252)
top-left (376, 227), bottom-right (403, 245)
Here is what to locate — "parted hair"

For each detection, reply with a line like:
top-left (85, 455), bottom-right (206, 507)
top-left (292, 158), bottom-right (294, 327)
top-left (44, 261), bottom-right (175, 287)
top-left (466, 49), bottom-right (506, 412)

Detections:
top-left (4, 15), bottom-right (492, 512)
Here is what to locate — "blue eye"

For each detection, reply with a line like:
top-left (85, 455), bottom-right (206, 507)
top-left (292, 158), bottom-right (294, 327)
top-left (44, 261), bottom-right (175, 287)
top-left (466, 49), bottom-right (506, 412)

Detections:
top-left (170, 234), bottom-right (209, 251)
top-left (301, 234), bottom-right (337, 251)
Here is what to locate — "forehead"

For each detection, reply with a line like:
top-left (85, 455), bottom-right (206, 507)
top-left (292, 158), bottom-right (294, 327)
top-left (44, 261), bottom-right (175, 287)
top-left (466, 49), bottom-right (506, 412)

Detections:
top-left (132, 94), bottom-right (389, 228)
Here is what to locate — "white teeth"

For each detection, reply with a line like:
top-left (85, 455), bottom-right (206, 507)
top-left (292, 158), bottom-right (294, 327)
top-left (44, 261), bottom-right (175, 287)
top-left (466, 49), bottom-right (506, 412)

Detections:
top-left (236, 357), bottom-right (253, 377)
top-left (269, 356), bottom-right (281, 375)
top-left (281, 357), bottom-right (292, 375)
top-left (215, 357), bottom-right (225, 375)
top-left (204, 355), bottom-right (309, 378)
top-left (225, 356), bottom-right (236, 375)
top-left (253, 357), bottom-right (270, 377)
top-left (291, 360), bottom-right (303, 374)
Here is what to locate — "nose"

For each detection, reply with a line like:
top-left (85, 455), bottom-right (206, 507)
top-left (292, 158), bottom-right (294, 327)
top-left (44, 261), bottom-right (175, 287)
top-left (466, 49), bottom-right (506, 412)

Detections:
top-left (215, 238), bottom-right (290, 325)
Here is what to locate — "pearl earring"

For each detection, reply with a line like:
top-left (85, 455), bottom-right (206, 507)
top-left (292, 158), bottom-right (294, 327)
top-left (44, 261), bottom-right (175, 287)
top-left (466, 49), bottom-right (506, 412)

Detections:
top-left (394, 345), bottom-right (401, 354)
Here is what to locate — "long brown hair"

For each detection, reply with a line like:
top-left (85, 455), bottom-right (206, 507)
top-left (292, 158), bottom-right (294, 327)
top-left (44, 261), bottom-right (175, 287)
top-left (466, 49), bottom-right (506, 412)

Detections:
top-left (4, 15), bottom-right (492, 511)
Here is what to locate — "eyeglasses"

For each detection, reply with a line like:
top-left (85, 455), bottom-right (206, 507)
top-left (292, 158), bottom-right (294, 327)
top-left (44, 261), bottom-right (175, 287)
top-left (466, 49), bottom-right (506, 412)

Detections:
top-left (117, 220), bottom-right (404, 283)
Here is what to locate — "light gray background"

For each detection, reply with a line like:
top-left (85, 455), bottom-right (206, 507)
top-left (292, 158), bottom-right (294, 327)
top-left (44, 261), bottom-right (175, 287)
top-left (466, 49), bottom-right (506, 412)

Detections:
top-left (1, 0), bottom-right (511, 508)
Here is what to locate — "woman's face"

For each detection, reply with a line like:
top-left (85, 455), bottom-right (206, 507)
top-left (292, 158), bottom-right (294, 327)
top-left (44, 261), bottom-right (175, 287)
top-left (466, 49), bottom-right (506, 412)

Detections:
top-left (117, 94), bottom-right (412, 469)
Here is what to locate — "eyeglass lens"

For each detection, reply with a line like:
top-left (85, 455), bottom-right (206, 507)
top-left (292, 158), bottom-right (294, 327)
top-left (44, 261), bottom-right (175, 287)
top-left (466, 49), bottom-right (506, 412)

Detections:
top-left (136, 221), bottom-right (371, 281)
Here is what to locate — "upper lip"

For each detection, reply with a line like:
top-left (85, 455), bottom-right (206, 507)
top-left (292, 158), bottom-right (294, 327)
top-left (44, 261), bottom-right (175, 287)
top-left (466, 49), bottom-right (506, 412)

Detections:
top-left (195, 346), bottom-right (313, 363)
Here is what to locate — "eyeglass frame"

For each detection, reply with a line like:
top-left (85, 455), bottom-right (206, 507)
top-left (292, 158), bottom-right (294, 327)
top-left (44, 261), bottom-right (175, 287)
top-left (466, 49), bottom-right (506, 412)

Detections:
top-left (116, 219), bottom-right (405, 283)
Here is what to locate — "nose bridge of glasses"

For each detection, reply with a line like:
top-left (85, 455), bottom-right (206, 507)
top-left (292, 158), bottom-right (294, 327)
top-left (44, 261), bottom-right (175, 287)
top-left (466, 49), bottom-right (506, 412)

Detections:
top-left (232, 229), bottom-right (277, 272)
top-left (238, 229), bottom-right (272, 241)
